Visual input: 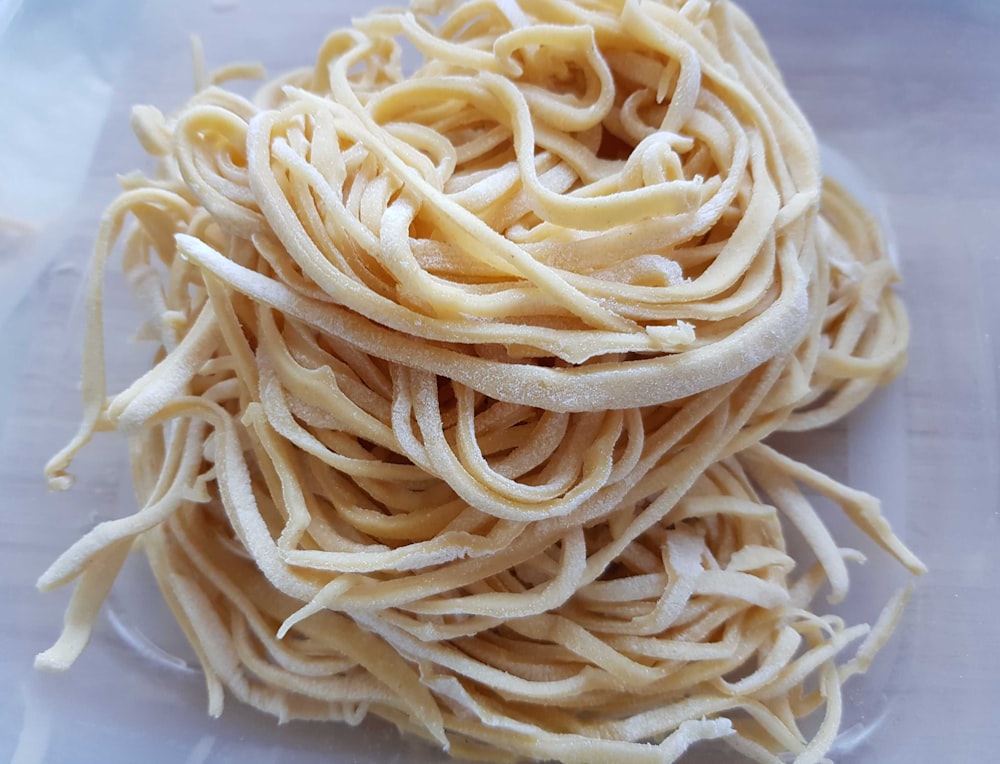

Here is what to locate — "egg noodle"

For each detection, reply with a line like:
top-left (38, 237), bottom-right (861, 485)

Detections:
top-left (37, 0), bottom-right (924, 761)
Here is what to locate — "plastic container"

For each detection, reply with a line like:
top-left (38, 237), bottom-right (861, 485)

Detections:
top-left (2, 1), bottom-right (998, 762)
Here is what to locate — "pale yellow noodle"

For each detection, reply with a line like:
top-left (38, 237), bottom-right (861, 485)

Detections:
top-left (38, 1), bottom-right (924, 762)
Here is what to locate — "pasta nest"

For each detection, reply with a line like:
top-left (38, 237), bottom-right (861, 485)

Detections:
top-left (39, 0), bottom-right (923, 762)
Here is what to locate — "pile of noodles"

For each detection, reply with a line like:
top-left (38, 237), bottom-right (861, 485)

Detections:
top-left (37, 0), bottom-right (924, 761)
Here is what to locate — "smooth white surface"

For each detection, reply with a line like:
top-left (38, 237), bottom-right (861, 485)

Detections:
top-left (2, 0), bottom-right (999, 762)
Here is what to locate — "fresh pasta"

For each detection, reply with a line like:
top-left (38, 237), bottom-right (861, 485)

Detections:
top-left (37, 0), bottom-right (924, 761)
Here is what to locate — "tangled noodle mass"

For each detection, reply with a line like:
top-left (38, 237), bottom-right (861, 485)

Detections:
top-left (37, 0), bottom-right (924, 761)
